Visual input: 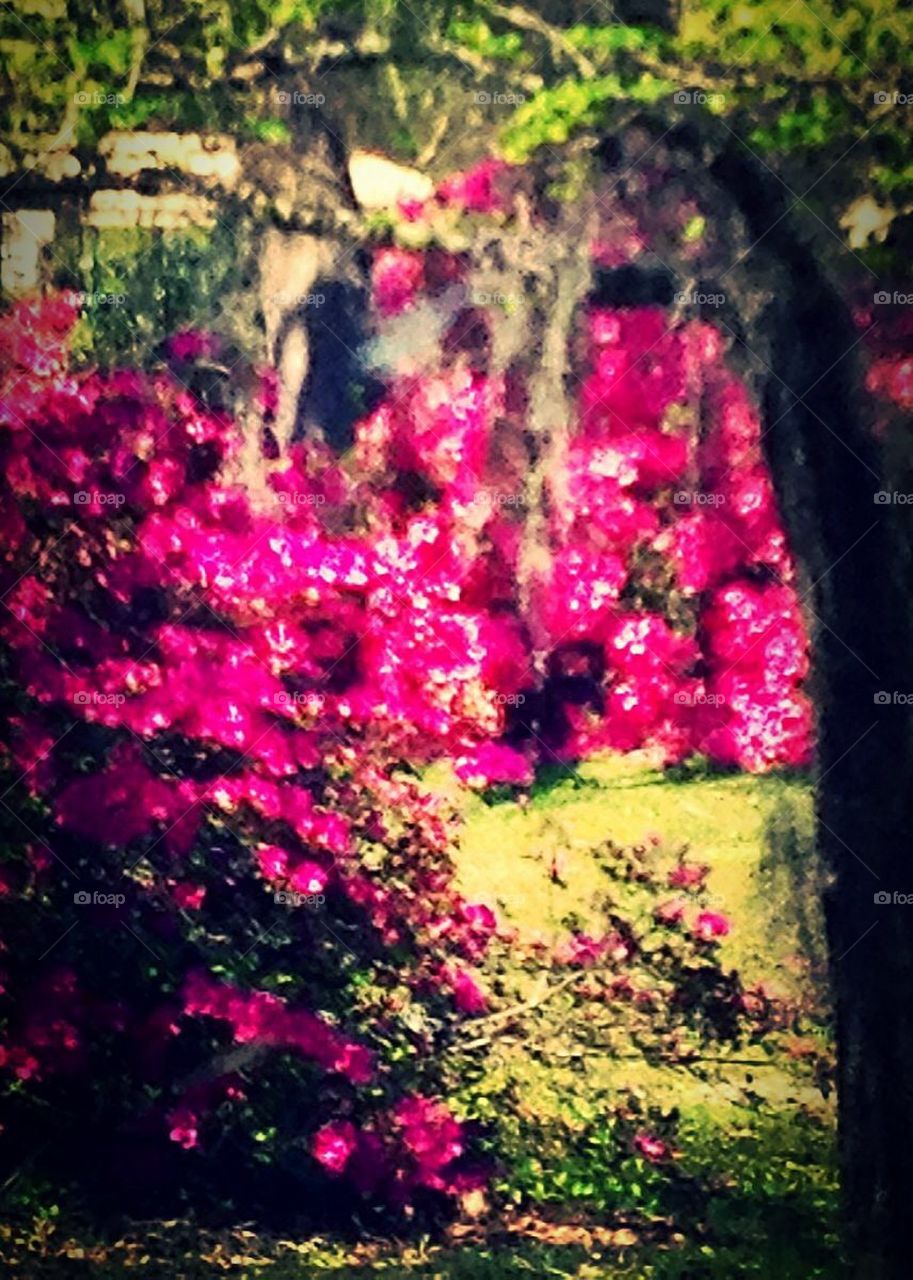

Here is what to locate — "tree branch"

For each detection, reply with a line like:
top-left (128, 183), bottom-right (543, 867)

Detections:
top-left (486, 2), bottom-right (596, 79)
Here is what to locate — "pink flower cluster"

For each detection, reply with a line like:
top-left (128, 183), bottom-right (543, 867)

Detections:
top-left (0, 261), bottom-right (815, 799)
top-left (858, 302), bottom-right (913, 412)
top-left (0, 238), bottom-right (804, 800)
top-left (0, 154), bottom-right (829, 1208)
top-left (182, 971), bottom-right (374, 1081)
top-left (355, 225), bottom-right (814, 779)
top-left (310, 1093), bottom-right (479, 1200)
top-left (0, 294), bottom-right (497, 1205)
top-left (524, 305), bottom-right (812, 772)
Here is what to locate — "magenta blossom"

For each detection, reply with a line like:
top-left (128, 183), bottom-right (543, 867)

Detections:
top-left (167, 1108), bottom-right (199, 1150)
top-left (165, 329), bottom-right (222, 362)
top-left (633, 1131), bottom-right (672, 1162)
top-left (668, 862), bottom-right (710, 891)
top-left (654, 898), bottom-right (687, 927)
top-left (312, 1120), bottom-right (359, 1175)
top-left (693, 911), bottom-right (731, 942)
top-left (447, 966), bottom-right (488, 1014)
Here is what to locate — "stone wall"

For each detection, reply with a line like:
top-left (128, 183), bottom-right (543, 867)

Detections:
top-left (0, 130), bottom-right (429, 295)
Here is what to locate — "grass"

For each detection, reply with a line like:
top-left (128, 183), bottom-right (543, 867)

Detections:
top-left (449, 752), bottom-right (819, 989)
top-left (443, 753), bottom-right (827, 1103)
top-left (444, 753), bottom-right (837, 1274)
top-left (0, 1237), bottom-right (841, 1278)
top-left (1, 756), bottom-right (842, 1277)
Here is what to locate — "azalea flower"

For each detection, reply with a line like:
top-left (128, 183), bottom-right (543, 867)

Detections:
top-left (693, 911), bottom-right (731, 941)
top-left (312, 1121), bottom-right (359, 1175)
top-left (633, 1131), bottom-right (671, 1162)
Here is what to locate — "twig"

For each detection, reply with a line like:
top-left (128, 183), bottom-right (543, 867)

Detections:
top-left (486, 2), bottom-right (596, 79)
top-left (416, 111), bottom-right (452, 168)
top-left (448, 969), bottom-right (590, 1052)
top-left (122, 0), bottom-right (148, 104)
top-left (425, 33), bottom-right (543, 94)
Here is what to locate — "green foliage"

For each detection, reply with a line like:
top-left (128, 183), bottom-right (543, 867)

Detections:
top-left (449, 18), bottom-right (526, 62)
top-left (489, 1099), bottom-right (838, 1242)
top-left (0, 0), bottom-right (477, 164)
top-left (679, 0), bottom-right (908, 78)
top-left (3, 0), bottom-right (909, 235)
top-left (499, 72), bottom-right (674, 161)
top-left (54, 220), bottom-right (258, 367)
top-left (494, 1102), bottom-right (673, 1216)
top-left (449, 1), bottom-right (911, 224)
top-left (0, 0), bottom-right (328, 157)
top-left (564, 24), bottom-right (671, 57)
top-left (241, 116), bottom-right (293, 143)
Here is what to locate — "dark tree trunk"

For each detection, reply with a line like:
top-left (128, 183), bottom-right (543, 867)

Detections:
top-left (577, 107), bottom-right (913, 1275)
top-left (712, 138), bottom-right (913, 1280)
top-left (767, 291), bottom-right (913, 1280)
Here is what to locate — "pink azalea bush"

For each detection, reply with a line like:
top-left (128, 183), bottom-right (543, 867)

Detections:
top-left (353, 162), bottom-right (814, 783)
top-left (0, 156), bottom-right (827, 1220)
top-left (0, 292), bottom-right (502, 1216)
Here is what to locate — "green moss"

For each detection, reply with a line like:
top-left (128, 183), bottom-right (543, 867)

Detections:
top-left (54, 219), bottom-right (258, 367)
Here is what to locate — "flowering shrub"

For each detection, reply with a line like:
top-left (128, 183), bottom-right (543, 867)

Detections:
top-left (445, 830), bottom-right (809, 1219)
top-left (0, 292), bottom-right (501, 1218)
top-left (0, 154), bottom-right (825, 1219)
top-left (350, 161), bottom-right (814, 783)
